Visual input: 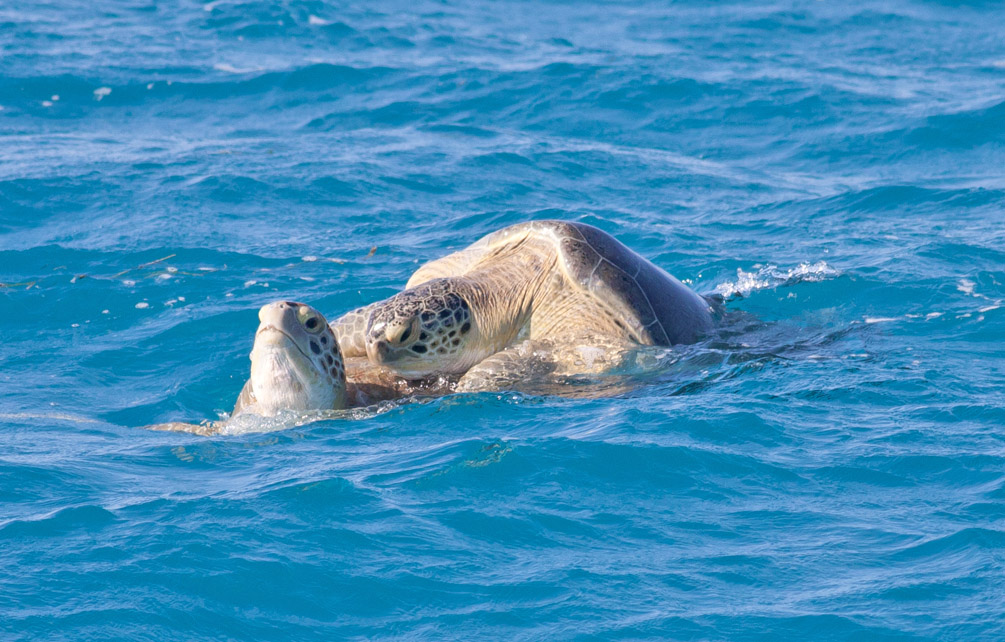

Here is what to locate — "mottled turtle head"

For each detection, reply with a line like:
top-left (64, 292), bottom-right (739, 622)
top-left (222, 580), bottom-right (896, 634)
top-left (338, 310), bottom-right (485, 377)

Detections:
top-left (250, 301), bottom-right (346, 414)
top-left (364, 279), bottom-right (475, 376)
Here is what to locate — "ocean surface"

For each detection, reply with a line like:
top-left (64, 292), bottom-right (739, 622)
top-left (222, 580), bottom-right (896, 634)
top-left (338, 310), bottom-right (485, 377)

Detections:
top-left (2, 0), bottom-right (1004, 639)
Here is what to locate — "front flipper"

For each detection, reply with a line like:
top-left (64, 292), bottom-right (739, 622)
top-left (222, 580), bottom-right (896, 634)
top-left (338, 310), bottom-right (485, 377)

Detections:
top-left (232, 378), bottom-right (256, 415)
top-left (456, 338), bottom-right (634, 393)
top-left (456, 340), bottom-right (558, 392)
top-left (330, 301), bottom-right (382, 358)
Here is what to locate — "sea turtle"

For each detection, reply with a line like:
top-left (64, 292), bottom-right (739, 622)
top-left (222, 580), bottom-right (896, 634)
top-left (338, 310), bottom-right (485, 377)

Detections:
top-left (331, 220), bottom-right (715, 391)
top-left (232, 300), bottom-right (349, 416)
top-left (148, 301), bottom-right (430, 435)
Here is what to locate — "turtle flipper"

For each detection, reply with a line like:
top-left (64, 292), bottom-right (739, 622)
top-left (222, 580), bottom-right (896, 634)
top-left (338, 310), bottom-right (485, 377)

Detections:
top-left (232, 378), bottom-right (256, 415)
top-left (330, 301), bottom-right (381, 357)
top-left (456, 340), bottom-right (559, 392)
top-left (457, 337), bottom-right (634, 393)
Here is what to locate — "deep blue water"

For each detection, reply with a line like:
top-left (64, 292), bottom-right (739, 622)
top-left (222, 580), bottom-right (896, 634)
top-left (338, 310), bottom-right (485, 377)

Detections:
top-left (2, 0), bottom-right (1005, 639)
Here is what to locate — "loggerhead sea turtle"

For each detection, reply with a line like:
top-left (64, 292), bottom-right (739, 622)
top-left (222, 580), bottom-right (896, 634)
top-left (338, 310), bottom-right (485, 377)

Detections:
top-left (331, 220), bottom-right (715, 391)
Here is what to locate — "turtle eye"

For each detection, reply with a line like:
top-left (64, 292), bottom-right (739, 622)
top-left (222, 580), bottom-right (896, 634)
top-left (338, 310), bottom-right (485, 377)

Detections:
top-left (386, 317), bottom-right (419, 345)
top-left (298, 306), bottom-right (323, 332)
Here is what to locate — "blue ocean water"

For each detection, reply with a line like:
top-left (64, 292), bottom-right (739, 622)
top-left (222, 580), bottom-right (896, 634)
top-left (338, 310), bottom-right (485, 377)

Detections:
top-left (2, 0), bottom-right (1005, 638)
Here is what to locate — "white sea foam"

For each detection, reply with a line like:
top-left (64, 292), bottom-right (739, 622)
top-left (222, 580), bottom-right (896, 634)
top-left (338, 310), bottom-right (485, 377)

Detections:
top-left (713, 269), bottom-right (769, 298)
top-left (209, 403), bottom-right (401, 436)
top-left (713, 261), bottom-right (839, 299)
top-left (93, 87), bottom-right (112, 101)
top-left (213, 63), bottom-right (254, 74)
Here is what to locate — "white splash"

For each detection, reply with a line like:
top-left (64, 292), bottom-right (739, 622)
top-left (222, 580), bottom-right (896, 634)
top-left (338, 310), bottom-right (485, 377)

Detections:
top-left (713, 269), bottom-right (769, 298)
top-left (713, 261), bottom-right (839, 299)
top-left (93, 87), bottom-right (112, 101)
top-left (576, 345), bottom-right (605, 369)
top-left (308, 15), bottom-right (329, 26)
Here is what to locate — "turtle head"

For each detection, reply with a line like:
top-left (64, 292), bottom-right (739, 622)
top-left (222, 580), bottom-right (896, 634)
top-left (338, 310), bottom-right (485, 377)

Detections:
top-left (249, 301), bottom-right (346, 414)
top-left (364, 280), bottom-right (476, 376)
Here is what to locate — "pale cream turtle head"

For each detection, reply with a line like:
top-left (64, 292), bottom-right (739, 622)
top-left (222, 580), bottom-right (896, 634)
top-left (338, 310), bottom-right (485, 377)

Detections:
top-left (249, 301), bottom-right (346, 414)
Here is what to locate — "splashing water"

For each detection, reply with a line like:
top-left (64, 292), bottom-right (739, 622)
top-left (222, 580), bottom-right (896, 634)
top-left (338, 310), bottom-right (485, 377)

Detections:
top-left (713, 261), bottom-right (841, 299)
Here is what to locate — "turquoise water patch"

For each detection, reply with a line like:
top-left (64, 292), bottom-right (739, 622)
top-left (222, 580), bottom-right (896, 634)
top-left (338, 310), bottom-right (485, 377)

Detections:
top-left (2, 0), bottom-right (1004, 639)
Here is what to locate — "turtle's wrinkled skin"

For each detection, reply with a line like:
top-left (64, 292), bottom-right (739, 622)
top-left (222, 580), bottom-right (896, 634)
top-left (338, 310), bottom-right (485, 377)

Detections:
top-left (331, 220), bottom-right (715, 390)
